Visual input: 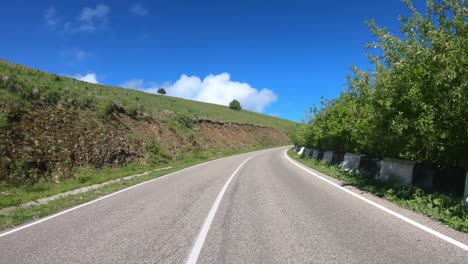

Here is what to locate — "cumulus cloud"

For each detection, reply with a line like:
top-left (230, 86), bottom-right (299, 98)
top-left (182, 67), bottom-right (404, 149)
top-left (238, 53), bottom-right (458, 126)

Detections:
top-left (120, 73), bottom-right (277, 112)
top-left (130, 4), bottom-right (149, 16)
top-left (43, 4), bottom-right (110, 33)
top-left (73, 73), bottom-right (99, 84)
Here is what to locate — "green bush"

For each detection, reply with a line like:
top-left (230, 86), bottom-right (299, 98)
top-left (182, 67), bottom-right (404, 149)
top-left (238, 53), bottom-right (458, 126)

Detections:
top-left (297, 0), bottom-right (467, 165)
top-left (229, 99), bottom-right (242, 111)
top-left (43, 87), bottom-right (62, 104)
top-left (157, 88), bottom-right (166, 95)
top-left (99, 100), bottom-right (125, 116)
top-left (176, 114), bottom-right (194, 129)
top-left (146, 140), bottom-right (161, 155)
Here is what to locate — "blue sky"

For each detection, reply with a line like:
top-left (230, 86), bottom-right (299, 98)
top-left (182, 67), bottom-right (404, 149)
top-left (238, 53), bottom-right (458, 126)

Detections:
top-left (1, 0), bottom-right (427, 121)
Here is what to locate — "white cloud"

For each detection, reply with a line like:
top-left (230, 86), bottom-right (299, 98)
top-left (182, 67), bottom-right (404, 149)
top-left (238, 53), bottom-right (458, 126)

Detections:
top-left (44, 6), bottom-right (60, 30)
top-left (172, 73), bottom-right (277, 112)
top-left (77, 4), bottom-right (110, 32)
top-left (173, 73), bottom-right (275, 112)
top-left (73, 73), bottom-right (99, 84)
top-left (130, 4), bottom-right (149, 16)
top-left (43, 4), bottom-right (110, 33)
top-left (122, 73), bottom-right (277, 113)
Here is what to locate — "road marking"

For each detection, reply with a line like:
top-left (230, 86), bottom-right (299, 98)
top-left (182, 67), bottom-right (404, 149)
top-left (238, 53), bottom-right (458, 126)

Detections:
top-left (0, 150), bottom-right (267, 238)
top-left (186, 151), bottom-right (265, 264)
top-left (284, 149), bottom-right (468, 252)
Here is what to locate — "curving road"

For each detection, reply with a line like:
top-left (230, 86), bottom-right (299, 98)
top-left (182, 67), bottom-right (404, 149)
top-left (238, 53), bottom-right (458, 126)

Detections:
top-left (1, 147), bottom-right (467, 263)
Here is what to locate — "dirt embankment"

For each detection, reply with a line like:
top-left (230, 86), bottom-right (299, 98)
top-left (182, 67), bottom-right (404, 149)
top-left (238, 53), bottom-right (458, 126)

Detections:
top-left (0, 104), bottom-right (289, 185)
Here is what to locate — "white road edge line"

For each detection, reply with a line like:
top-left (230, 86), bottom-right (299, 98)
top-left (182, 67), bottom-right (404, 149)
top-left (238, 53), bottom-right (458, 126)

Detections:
top-left (186, 151), bottom-right (265, 264)
top-left (284, 149), bottom-right (468, 252)
top-left (0, 150), bottom-right (265, 239)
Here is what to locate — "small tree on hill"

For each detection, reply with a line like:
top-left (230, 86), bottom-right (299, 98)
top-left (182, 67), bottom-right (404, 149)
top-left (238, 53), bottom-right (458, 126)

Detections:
top-left (157, 88), bottom-right (166, 95)
top-left (229, 99), bottom-right (242, 111)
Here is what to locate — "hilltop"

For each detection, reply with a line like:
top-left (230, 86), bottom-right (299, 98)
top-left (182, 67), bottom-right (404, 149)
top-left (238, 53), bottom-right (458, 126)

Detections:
top-left (0, 59), bottom-right (294, 185)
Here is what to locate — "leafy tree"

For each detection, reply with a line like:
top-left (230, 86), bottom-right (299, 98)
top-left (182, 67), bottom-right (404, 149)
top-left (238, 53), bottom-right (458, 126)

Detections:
top-left (366, 0), bottom-right (467, 164)
top-left (289, 124), bottom-right (307, 146)
top-left (299, 0), bottom-right (467, 165)
top-left (229, 99), bottom-right (242, 111)
top-left (157, 88), bottom-right (166, 95)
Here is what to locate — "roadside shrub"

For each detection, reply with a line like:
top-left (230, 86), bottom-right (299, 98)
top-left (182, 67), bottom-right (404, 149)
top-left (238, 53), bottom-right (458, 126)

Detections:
top-left (146, 140), bottom-right (161, 155)
top-left (146, 139), bottom-right (172, 164)
top-left (8, 159), bottom-right (40, 186)
top-left (297, 0), bottom-right (467, 165)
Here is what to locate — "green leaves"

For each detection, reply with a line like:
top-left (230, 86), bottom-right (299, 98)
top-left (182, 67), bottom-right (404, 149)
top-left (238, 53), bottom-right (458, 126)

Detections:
top-left (229, 99), bottom-right (242, 111)
top-left (296, 0), bottom-right (467, 165)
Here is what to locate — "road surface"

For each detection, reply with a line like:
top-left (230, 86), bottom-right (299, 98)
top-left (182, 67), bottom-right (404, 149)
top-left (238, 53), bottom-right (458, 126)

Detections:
top-left (1, 147), bottom-right (467, 263)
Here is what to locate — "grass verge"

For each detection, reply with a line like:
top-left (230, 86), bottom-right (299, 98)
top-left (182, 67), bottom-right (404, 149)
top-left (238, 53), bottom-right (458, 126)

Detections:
top-left (288, 150), bottom-right (468, 233)
top-left (0, 164), bottom-right (150, 209)
top-left (0, 145), bottom-right (282, 231)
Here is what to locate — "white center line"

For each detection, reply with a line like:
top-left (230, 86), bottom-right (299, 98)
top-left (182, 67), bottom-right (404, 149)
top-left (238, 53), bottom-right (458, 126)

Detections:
top-left (186, 151), bottom-right (265, 264)
top-left (284, 149), bottom-right (468, 252)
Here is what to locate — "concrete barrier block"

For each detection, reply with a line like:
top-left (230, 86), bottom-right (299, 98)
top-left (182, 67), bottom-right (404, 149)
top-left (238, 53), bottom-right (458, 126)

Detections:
top-left (303, 148), bottom-right (312, 158)
top-left (298, 147), bottom-right (305, 156)
top-left (322, 151), bottom-right (345, 165)
top-left (333, 152), bottom-right (345, 165)
top-left (340, 153), bottom-right (364, 172)
top-left (359, 156), bottom-right (381, 178)
top-left (311, 150), bottom-right (323, 160)
top-left (412, 163), bottom-right (436, 192)
top-left (379, 158), bottom-right (417, 186)
top-left (322, 151), bottom-right (334, 164)
top-left (465, 171), bottom-right (468, 199)
top-left (432, 166), bottom-right (466, 198)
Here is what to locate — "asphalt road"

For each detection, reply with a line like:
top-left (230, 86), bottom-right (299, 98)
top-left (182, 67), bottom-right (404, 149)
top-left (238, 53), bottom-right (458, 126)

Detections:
top-left (1, 147), bottom-right (467, 263)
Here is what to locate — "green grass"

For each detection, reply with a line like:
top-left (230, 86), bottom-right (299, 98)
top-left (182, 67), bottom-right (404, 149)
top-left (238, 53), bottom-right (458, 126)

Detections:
top-left (0, 164), bottom-right (187, 231)
top-left (0, 59), bottom-right (296, 132)
top-left (288, 150), bottom-right (468, 233)
top-left (0, 163), bottom-right (150, 209)
top-left (0, 144), bottom-right (283, 231)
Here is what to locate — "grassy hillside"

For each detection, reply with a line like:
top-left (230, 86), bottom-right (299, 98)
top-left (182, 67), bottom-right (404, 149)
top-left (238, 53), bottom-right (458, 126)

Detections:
top-left (0, 59), bottom-right (295, 132)
top-left (0, 59), bottom-right (295, 187)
